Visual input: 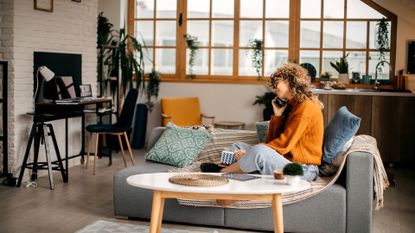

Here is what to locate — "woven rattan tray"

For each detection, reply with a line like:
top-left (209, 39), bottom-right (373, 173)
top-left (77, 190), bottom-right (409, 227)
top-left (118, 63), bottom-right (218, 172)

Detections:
top-left (169, 174), bottom-right (229, 187)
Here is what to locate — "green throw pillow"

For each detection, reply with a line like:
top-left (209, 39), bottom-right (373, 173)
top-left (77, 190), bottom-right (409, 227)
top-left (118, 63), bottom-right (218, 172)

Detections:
top-left (145, 123), bottom-right (212, 167)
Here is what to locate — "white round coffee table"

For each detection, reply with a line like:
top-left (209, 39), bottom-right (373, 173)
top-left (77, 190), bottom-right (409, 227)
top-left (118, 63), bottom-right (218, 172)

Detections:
top-left (127, 172), bottom-right (310, 233)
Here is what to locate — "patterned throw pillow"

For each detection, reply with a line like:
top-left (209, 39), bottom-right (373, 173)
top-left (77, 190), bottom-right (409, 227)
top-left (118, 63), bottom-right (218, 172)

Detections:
top-left (145, 123), bottom-right (212, 167)
top-left (255, 121), bottom-right (270, 143)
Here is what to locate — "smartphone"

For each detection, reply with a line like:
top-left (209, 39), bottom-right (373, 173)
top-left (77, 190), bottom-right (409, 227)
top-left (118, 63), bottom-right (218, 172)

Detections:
top-left (274, 98), bottom-right (288, 108)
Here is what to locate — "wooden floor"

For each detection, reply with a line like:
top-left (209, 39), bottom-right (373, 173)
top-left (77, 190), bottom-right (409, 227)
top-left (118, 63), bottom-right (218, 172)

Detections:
top-left (0, 151), bottom-right (414, 233)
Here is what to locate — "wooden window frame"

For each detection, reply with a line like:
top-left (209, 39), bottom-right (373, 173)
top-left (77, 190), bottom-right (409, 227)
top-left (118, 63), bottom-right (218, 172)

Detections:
top-left (128, 0), bottom-right (397, 83)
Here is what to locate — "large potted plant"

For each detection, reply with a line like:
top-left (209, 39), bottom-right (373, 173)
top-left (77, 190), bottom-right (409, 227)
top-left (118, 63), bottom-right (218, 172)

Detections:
top-left (330, 53), bottom-right (349, 84)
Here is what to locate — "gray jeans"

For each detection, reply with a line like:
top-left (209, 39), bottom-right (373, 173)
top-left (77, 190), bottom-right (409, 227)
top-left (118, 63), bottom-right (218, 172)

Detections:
top-left (232, 142), bottom-right (319, 182)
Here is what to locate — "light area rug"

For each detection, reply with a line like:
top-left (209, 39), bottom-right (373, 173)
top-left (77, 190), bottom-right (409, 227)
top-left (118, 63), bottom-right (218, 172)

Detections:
top-left (76, 220), bottom-right (215, 233)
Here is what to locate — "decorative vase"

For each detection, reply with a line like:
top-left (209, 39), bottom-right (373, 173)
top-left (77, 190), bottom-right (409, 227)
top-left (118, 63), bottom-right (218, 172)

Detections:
top-left (338, 73), bottom-right (350, 84)
top-left (285, 175), bottom-right (301, 186)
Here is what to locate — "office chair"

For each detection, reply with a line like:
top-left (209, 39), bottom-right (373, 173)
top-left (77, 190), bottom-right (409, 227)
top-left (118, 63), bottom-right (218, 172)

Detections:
top-left (160, 97), bottom-right (215, 126)
top-left (85, 89), bottom-right (138, 175)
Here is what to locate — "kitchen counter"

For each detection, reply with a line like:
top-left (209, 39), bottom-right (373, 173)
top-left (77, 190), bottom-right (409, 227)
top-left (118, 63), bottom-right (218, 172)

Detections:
top-left (313, 88), bottom-right (415, 97)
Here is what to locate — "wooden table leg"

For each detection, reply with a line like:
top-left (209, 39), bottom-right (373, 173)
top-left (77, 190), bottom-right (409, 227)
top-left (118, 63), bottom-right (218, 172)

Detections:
top-left (150, 190), bottom-right (165, 233)
top-left (272, 194), bottom-right (284, 233)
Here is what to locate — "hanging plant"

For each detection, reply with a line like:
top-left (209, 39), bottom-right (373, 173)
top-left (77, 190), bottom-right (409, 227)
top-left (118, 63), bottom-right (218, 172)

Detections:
top-left (247, 38), bottom-right (263, 80)
top-left (184, 33), bottom-right (200, 79)
top-left (145, 69), bottom-right (161, 112)
top-left (376, 17), bottom-right (390, 71)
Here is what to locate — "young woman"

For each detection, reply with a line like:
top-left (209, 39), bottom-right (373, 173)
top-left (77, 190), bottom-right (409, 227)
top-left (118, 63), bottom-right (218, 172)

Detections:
top-left (201, 63), bottom-right (323, 182)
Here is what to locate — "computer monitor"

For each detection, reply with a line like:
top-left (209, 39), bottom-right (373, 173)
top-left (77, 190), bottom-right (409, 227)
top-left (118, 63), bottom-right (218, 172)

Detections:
top-left (79, 84), bottom-right (92, 97)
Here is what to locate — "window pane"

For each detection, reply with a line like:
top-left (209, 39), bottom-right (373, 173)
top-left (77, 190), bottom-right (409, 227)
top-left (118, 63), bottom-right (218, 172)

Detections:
top-left (323, 0), bottom-right (344, 19)
top-left (301, 0), bottom-right (321, 18)
top-left (212, 0), bottom-right (234, 18)
top-left (156, 0), bottom-right (177, 18)
top-left (322, 51), bottom-right (343, 75)
top-left (240, 0), bottom-right (263, 18)
top-left (143, 48), bottom-right (154, 73)
top-left (186, 48), bottom-right (208, 75)
top-left (265, 21), bottom-right (289, 48)
top-left (300, 21), bottom-right (320, 48)
top-left (188, 0), bottom-right (209, 18)
top-left (211, 49), bottom-right (233, 75)
top-left (156, 21), bottom-right (176, 46)
top-left (136, 21), bottom-right (154, 46)
top-left (369, 52), bottom-right (390, 79)
top-left (299, 50), bottom-right (320, 75)
top-left (323, 21), bottom-right (343, 48)
top-left (346, 22), bottom-right (366, 49)
top-left (136, 0), bottom-right (154, 18)
top-left (348, 51), bottom-right (366, 75)
top-left (156, 48), bottom-right (176, 73)
top-left (266, 0), bottom-right (289, 18)
top-left (369, 21), bottom-right (391, 49)
top-left (264, 50), bottom-right (288, 76)
top-left (187, 21), bottom-right (209, 46)
top-left (239, 49), bottom-right (260, 76)
top-left (347, 0), bottom-right (385, 19)
top-left (240, 21), bottom-right (263, 47)
top-left (212, 21), bottom-right (234, 47)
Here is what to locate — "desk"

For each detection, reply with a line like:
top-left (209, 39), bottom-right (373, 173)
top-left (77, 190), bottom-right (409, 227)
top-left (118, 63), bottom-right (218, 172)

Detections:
top-left (127, 172), bottom-right (310, 233)
top-left (17, 97), bottom-right (112, 186)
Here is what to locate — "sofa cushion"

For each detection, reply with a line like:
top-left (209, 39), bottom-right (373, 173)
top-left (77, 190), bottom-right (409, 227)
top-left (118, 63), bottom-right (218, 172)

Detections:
top-left (144, 123), bottom-right (212, 167)
top-left (255, 121), bottom-right (270, 143)
top-left (323, 106), bottom-right (361, 163)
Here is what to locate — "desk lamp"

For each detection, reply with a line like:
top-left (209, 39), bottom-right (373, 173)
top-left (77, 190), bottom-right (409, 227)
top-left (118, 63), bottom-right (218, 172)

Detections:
top-left (34, 66), bottom-right (55, 108)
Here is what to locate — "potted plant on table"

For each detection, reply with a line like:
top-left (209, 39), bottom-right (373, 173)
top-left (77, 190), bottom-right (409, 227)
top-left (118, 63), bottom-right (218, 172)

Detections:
top-left (283, 163), bottom-right (304, 186)
top-left (330, 53), bottom-right (349, 84)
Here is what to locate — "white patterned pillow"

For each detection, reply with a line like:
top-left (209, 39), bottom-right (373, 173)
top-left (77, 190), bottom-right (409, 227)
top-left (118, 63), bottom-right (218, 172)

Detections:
top-left (145, 123), bottom-right (212, 167)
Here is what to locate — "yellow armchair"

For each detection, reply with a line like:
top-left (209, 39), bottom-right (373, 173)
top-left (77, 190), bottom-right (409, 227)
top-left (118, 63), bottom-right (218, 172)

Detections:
top-left (161, 97), bottom-right (215, 127)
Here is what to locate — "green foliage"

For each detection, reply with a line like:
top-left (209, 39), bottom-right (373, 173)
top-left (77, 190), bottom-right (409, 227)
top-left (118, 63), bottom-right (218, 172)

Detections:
top-left (376, 17), bottom-right (390, 71)
top-left (97, 12), bottom-right (114, 46)
top-left (184, 33), bottom-right (200, 79)
top-left (330, 53), bottom-right (349, 74)
top-left (253, 91), bottom-right (276, 110)
top-left (146, 69), bottom-right (161, 111)
top-left (247, 39), bottom-right (263, 79)
top-left (283, 163), bottom-right (304, 176)
top-left (320, 71), bottom-right (332, 81)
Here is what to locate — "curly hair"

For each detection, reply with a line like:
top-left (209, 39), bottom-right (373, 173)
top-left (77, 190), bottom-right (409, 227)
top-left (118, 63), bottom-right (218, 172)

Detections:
top-left (268, 63), bottom-right (323, 108)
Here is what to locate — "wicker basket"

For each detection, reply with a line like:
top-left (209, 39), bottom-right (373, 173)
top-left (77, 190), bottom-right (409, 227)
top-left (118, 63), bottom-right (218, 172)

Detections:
top-left (169, 174), bottom-right (229, 187)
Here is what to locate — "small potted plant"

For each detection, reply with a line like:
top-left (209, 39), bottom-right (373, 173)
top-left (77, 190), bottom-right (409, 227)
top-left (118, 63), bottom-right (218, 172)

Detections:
top-left (330, 53), bottom-right (349, 84)
top-left (283, 163), bottom-right (304, 186)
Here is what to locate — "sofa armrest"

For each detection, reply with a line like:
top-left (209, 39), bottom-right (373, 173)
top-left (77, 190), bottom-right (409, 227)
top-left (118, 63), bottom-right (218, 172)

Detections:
top-left (346, 152), bottom-right (374, 233)
top-left (147, 127), bottom-right (166, 150)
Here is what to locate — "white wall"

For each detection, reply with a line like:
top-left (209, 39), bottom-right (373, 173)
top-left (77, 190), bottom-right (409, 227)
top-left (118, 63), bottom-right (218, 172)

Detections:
top-left (98, 0), bottom-right (122, 30)
top-left (1, 0), bottom-right (98, 177)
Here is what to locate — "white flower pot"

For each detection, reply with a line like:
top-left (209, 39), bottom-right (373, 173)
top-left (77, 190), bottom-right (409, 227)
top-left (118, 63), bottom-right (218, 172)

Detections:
top-left (338, 73), bottom-right (350, 84)
top-left (285, 175), bottom-right (301, 186)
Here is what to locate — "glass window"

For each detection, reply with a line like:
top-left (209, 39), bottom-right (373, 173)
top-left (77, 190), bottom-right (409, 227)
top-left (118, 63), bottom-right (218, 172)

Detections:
top-left (264, 50), bottom-right (288, 76)
top-left (347, 0), bottom-right (385, 19)
top-left (323, 21), bottom-right (344, 48)
top-left (156, 0), bottom-right (177, 18)
top-left (212, 21), bottom-right (234, 47)
top-left (299, 50), bottom-right (320, 75)
top-left (156, 48), bottom-right (176, 73)
top-left (239, 49), bottom-right (258, 76)
top-left (187, 48), bottom-right (208, 75)
top-left (348, 51), bottom-right (366, 74)
top-left (156, 21), bottom-right (176, 46)
top-left (346, 22), bottom-right (367, 49)
top-left (187, 21), bottom-right (209, 46)
top-left (266, 0), bottom-right (289, 18)
top-left (300, 21), bottom-right (320, 48)
top-left (212, 0), bottom-right (234, 18)
top-left (136, 0), bottom-right (154, 18)
top-left (301, 0), bottom-right (321, 18)
top-left (136, 21), bottom-right (154, 46)
top-left (240, 0), bottom-right (263, 18)
top-left (323, 0), bottom-right (344, 19)
top-left (369, 51), bottom-right (390, 79)
top-left (211, 49), bottom-right (233, 75)
top-left (188, 0), bottom-right (209, 18)
top-left (239, 21), bottom-right (263, 47)
top-left (265, 21), bottom-right (289, 48)
top-left (322, 51), bottom-right (343, 75)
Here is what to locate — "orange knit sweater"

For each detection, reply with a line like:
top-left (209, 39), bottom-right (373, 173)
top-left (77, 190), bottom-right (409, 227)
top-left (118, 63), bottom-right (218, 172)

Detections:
top-left (265, 99), bottom-right (324, 165)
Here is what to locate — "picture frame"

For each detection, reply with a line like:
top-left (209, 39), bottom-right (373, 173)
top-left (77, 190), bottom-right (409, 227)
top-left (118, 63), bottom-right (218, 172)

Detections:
top-left (34, 0), bottom-right (53, 12)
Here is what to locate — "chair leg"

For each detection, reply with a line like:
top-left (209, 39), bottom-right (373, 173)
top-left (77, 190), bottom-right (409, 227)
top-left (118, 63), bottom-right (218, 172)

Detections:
top-left (124, 132), bottom-right (135, 165)
top-left (85, 132), bottom-right (92, 169)
top-left (117, 134), bottom-right (127, 167)
top-left (93, 133), bottom-right (100, 175)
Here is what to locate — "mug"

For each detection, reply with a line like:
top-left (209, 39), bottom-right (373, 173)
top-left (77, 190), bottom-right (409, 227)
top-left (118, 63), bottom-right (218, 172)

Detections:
top-left (362, 75), bottom-right (372, 84)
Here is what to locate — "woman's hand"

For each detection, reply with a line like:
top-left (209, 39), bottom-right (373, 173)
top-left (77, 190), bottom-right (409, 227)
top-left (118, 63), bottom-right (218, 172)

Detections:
top-left (272, 98), bottom-right (287, 116)
top-left (233, 149), bottom-right (246, 160)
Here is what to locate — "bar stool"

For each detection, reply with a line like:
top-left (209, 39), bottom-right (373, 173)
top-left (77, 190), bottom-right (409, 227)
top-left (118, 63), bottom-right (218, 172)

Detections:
top-left (16, 113), bottom-right (66, 190)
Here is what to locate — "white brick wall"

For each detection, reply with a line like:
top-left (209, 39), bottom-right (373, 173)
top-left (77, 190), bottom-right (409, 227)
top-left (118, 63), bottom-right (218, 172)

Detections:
top-left (1, 0), bottom-right (98, 179)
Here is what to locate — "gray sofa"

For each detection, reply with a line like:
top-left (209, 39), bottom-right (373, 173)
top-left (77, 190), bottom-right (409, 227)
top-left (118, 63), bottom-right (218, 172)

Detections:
top-left (113, 127), bottom-right (374, 233)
